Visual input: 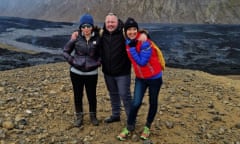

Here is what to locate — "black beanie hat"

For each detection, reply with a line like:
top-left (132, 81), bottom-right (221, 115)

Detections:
top-left (124, 17), bottom-right (138, 31)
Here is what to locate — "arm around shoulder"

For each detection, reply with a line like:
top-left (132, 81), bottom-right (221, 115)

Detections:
top-left (137, 29), bottom-right (149, 42)
top-left (71, 31), bottom-right (79, 40)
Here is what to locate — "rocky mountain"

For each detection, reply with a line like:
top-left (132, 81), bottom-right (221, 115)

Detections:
top-left (0, 0), bottom-right (240, 24)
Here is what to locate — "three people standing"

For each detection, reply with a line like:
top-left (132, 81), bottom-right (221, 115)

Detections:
top-left (63, 13), bottom-right (163, 141)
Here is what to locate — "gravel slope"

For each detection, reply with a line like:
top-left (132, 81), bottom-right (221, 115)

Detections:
top-left (0, 62), bottom-right (240, 144)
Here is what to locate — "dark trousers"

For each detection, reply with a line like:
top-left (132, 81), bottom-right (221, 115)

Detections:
top-left (104, 74), bottom-right (132, 118)
top-left (70, 71), bottom-right (98, 114)
top-left (127, 77), bottom-right (162, 130)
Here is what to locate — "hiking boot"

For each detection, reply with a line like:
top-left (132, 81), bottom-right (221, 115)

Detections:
top-left (117, 127), bottom-right (130, 141)
top-left (90, 113), bottom-right (99, 126)
top-left (140, 126), bottom-right (150, 140)
top-left (74, 113), bottom-right (83, 127)
top-left (104, 116), bottom-right (120, 123)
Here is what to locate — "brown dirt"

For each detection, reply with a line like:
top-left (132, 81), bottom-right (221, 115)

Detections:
top-left (0, 62), bottom-right (240, 144)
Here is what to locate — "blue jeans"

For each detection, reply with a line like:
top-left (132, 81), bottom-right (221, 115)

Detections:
top-left (127, 77), bottom-right (162, 130)
top-left (104, 74), bottom-right (132, 118)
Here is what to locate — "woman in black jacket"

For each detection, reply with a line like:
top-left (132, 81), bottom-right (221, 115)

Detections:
top-left (63, 13), bottom-right (101, 127)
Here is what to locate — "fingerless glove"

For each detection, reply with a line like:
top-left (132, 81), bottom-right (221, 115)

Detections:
top-left (128, 39), bottom-right (138, 47)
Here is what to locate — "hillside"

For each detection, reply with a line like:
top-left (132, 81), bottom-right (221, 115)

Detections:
top-left (0, 62), bottom-right (240, 144)
top-left (0, 0), bottom-right (240, 24)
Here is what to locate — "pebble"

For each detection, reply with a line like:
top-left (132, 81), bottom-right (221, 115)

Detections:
top-left (2, 121), bottom-right (14, 130)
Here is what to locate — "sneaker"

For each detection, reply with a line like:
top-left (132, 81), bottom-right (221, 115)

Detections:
top-left (117, 127), bottom-right (130, 141)
top-left (140, 126), bottom-right (150, 140)
top-left (104, 116), bottom-right (120, 123)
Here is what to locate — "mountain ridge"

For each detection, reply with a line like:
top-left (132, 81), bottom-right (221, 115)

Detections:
top-left (0, 0), bottom-right (240, 24)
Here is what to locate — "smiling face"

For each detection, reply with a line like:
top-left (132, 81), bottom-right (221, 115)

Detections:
top-left (81, 24), bottom-right (93, 37)
top-left (126, 27), bottom-right (138, 40)
top-left (105, 14), bottom-right (118, 33)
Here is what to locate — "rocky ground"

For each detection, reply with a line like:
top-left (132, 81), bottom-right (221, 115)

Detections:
top-left (0, 62), bottom-right (240, 144)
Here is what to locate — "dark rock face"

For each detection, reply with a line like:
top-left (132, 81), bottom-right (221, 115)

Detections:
top-left (0, 48), bottom-right (64, 71)
top-left (148, 24), bottom-right (240, 75)
top-left (15, 35), bottom-right (69, 50)
top-left (0, 17), bottom-right (239, 75)
top-left (0, 16), bottom-right (72, 33)
top-left (0, 17), bottom-right (70, 71)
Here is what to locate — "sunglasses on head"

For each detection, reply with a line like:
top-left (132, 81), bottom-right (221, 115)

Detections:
top-left (107, 12), bottom-right (117, 16)
top-left (81, 24), bottom-right (92, 29)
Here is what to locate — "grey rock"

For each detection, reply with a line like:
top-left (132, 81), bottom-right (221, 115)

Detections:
top-left (235, 123), bottom-right (240, 129)
top-left (165, 121), bottom-right (174, 129)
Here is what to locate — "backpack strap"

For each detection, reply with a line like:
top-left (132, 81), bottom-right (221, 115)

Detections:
top-left (151, 41), bottom-right (166, 70)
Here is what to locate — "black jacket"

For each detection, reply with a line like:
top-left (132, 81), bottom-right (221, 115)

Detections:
top-left (100, 19), bottom-right (131, 76)
top-left (63, 28), bottom-right (101, 72)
